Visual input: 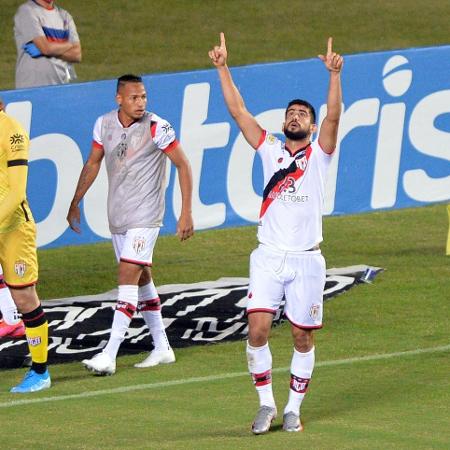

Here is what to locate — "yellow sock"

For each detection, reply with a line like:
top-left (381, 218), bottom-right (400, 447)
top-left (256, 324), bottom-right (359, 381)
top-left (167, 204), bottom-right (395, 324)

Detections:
top-left (25, 322), bottom-right (48, 364)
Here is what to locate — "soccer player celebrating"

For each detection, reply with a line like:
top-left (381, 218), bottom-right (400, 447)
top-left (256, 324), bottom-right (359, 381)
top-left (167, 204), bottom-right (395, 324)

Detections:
top-left (67, 74), bottom-right (194, 375)
top-left (209, 34), bottom-right (343, 433)
top-left (0, 100), bottom-right (51, 392)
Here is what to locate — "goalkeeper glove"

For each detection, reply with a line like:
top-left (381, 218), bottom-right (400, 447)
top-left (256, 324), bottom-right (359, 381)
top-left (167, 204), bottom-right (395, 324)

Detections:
top-left (23, 42), bottom-right (43, 58)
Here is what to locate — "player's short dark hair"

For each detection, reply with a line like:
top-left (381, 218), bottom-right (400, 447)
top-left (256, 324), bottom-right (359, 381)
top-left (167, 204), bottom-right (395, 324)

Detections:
top-left (285, 99), bottom-right (316, 124)
top-left (117, 74), bottom-right (143, 92)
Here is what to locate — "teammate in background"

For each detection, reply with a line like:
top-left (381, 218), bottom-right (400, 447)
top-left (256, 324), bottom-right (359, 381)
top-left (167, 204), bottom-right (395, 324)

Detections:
top-left (67, 74), bottom-right (194, 375)
top-left (14, 0), bottom-right (82, 89)
top-left (0, 99), bottom-right (51, 392)
top-left (209, 34), bottom-right (343, 433)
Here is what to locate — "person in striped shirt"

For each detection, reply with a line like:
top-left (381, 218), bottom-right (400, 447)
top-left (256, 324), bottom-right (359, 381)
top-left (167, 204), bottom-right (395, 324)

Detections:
top-left (14, 0), bottom-right (81, 88)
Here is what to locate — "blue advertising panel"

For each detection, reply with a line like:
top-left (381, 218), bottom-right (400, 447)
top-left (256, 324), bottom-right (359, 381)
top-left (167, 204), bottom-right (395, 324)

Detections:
top-left (1, 45), bottom-right (449, 248)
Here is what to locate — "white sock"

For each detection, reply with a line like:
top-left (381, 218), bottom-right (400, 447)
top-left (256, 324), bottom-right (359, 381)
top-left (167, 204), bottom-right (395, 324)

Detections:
top-left (138, 282), bottom-right (170, 351)
top-left (0, 275), bottom-right (20, 325)
top-left (246, 341), bottom-right (276, 408)
top-left (103, 285), bottom-right (138, 360)
top-left (284, 346), bottom-right (315, 416)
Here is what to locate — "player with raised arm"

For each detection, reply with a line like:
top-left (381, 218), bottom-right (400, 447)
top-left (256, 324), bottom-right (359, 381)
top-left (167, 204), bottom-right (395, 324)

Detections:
top-left (67, 74), bottom-right (193, 375)
top-left (209, 34), bottom-right (343, 433)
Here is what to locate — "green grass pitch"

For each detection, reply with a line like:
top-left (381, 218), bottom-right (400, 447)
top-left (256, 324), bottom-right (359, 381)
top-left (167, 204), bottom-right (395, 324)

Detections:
top-left (0, 1), bottom-right (449, 448)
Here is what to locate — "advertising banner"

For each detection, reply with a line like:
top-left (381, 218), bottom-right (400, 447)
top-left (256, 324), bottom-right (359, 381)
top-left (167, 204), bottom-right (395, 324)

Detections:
top-left (1, 45), bottom-right (449, 248)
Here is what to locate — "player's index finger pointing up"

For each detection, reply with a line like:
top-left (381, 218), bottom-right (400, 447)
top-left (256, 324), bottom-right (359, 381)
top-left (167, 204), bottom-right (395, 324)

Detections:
top-left (220, 32), bottom-right (226, 48)
top-left (327, 37), bottom-right (333, 54)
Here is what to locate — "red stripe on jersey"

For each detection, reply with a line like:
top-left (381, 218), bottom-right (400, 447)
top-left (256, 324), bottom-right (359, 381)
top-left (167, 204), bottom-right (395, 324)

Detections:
top-left (92, 140), bottom-right (103, 150)
top-left (259, 144), bottom-right (312, 219)
top-left (150, 121), bottom-right (157, 138)
top-left (256, 130), bottom-right (267, 150)
top-left (46, 37), bottom-right (68, 43)
top-left (162, 139), bottom-right (179, 153)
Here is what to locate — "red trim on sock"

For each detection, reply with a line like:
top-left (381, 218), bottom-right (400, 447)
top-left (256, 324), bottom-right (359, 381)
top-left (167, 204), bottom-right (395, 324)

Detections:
top-left (116, 301), bottom-right (137, 319)
top-left (252, 369), bottom-right (272, 387)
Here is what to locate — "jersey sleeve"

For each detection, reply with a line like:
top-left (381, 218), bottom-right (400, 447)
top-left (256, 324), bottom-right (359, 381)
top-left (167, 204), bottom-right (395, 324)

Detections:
top-left (65, 11), bottom-right (80, 43)
top-left (257, 130), bottom-right (280, 159)
top-left (313, 139), bottom-right (333, 161)
top-left (92, 116), bottom-right (104, 149)
top-left (6, 122), bottom-right (29, 165)
top-left (150, 115), bottom-right (178, 152)
top-left (14, 4), bottom-right (45, 45)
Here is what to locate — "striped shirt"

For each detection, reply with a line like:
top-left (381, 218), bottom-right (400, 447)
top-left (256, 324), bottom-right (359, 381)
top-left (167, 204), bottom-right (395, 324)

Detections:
top-left (14, 0), bottom-right (80, 88)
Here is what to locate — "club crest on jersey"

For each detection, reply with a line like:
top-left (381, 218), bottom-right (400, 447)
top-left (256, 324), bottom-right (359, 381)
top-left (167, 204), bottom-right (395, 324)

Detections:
top-left (132, 236), bottom-right (146, 255)
top-left (309, 304), bottom-right (321, 321)
top-left (10, 133), bottom-right (26, 152)
top-left (116, 133), bottom-right (128, 160)
top-left (266, 134), bottom-right (276, 145)
top-left (161, 123), bottom-right (173, 134)
top-left (295, 155), bottom-right (308, 171)
top-left (14, 261), bottom-right (27, 278)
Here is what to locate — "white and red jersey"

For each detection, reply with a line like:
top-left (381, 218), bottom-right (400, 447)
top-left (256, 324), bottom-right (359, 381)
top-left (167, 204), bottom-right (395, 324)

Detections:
top-left (256, 130), bottom-right (333, 252)
top-left (93, 110), bottom-right (178, 234)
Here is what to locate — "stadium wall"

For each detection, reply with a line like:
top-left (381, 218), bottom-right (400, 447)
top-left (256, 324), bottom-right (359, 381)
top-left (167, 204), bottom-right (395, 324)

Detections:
top-left (1, 45), bottom-right (449, 248)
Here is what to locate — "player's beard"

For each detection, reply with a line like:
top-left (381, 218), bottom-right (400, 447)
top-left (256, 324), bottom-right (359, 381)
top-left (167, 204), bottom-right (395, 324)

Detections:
top-left (283, 126), bottom-right (308, 141)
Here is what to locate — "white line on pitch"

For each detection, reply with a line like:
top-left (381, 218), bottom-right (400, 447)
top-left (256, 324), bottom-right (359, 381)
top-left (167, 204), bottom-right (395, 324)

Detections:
top-left (1, 343), bottom-right (449, 409)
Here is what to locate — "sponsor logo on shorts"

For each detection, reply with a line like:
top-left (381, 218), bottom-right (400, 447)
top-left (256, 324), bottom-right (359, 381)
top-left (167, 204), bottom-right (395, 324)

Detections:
top-left (132, 236), bottom-right (146, 255)
top-left (27, 336), bottom-right (41, 346)
top-left (14, 261), bottom-right (27, 278)
top-left (309, 304), bottom-right (321, 321)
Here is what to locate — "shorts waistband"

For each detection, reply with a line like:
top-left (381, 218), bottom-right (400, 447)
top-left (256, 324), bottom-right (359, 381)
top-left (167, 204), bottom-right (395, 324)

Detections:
top-left (259, 243), bottom-right (321, 255)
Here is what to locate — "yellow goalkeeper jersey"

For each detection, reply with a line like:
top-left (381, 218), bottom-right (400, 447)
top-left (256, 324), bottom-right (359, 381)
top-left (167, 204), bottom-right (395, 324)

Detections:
top-left (0, 111), bottom-right (33, 233)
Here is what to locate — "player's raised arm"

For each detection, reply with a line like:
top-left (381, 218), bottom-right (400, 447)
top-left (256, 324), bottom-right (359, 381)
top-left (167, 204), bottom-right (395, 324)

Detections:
top-left (317, 37), bottom-right (343, 154)
top-left (209, 33), bottom-right (263, 150)
top-left (66, 144), bottom-right (104, 233)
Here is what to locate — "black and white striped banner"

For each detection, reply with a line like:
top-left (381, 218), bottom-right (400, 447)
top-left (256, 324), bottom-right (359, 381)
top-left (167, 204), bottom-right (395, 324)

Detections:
top-left (0, 265), bottom-right (382, 369)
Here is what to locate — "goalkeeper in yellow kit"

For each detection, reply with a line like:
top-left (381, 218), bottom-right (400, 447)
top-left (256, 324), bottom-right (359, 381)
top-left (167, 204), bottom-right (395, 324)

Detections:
top-left (0, 100), bottom-right (50, 393)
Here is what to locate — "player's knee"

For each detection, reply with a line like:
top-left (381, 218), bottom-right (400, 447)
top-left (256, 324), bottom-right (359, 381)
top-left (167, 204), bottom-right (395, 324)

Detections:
top-left (9, 286), bottom-right (39, 313)
top-left (248, 327), bottom-right (270, 347)
top-left (293, 329), bottom-right (314, 352)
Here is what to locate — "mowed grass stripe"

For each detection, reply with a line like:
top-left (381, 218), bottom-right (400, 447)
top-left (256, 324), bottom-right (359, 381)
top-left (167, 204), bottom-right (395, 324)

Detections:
top-left (1, 343), bottom-right (448, 409)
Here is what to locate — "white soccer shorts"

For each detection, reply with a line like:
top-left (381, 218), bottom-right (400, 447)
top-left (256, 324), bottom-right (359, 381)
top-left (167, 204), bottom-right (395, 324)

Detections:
top-left (246, 244), bottom-right (326, 329)
top-left (111, 227), bottom-right (160, 266)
